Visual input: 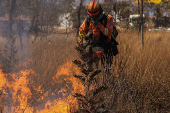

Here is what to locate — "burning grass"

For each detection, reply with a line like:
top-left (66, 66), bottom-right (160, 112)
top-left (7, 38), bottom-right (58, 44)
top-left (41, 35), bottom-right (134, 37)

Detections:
top-left (0, 31), bottom-right (170, 112)
top-left (0, 61), bottom-right (83, 112)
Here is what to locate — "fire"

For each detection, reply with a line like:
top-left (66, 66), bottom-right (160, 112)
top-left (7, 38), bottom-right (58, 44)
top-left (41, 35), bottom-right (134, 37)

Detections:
top-left (36, 96), bottom-right (76, 113)
top-left (0, 60), bottom-right (85, 113)
top-left (53, 61), bottom-right (85, 94)
top-left (0, 69), bottom-right (35, 112)
top-left (34, 61), bottom-right (85, 113)
top-left (0, 69), bottom-right (6, 88)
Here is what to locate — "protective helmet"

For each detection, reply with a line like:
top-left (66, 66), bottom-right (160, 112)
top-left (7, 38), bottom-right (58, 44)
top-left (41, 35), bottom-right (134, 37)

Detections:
top-left (87, 0), bottom-right (102, 17)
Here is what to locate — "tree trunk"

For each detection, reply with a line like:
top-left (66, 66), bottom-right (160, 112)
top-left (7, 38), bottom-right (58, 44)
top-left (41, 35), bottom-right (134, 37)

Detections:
top-left (141, 0), bottom-right (144, 48)
top-left (138, 0), bottom-right (141, 33)
top-left (29, 0), bottom-right (39, 40)
top-left (77, 0), bottom-right (83, 36)
top-left (41, 0), bottom-right (45, 31)
top-left (9, 0), bottom-right (17, 68)
top-left (9, 0), bottom-right (16, 39)
top-left (18, 17), bottom-right (23, 50)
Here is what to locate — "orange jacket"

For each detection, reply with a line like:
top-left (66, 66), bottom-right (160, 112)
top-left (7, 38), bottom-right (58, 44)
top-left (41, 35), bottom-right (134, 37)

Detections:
top-left (79, 14), bottom-right (114, 43)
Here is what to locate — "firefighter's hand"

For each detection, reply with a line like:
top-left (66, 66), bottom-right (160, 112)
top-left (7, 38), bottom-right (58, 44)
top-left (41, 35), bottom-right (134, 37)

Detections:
top-left (94, 20), bottom-right (101, 27)
top-left (85, 33), bottom-right (92, 40)
top-left (91, 18), bottom-right (101, 27)
top-left (78, 36), bottom-right (84, 43)
top-left (93, 20), bottom-right (101, 27)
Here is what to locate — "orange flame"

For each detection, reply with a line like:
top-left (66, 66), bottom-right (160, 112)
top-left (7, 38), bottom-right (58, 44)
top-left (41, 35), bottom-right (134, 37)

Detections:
top-left (0, 60), bottom-right (85, 113)
top-left (34, 61), bottom-right (85, 113)
top-left (0, 69), bottom-right (6, 89)
top-left (0, 69), bottom-right (35, 112)
top-left (36, 96), bottom-right (77, 113)
top-left (53, 61), bottom-right (85, 94)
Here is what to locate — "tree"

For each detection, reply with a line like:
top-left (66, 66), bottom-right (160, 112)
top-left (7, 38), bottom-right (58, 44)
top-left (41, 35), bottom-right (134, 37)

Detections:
top-left (116, 1), bottom-right (132, 20)
top-left (77, 0), bottom-right (84, 36)
top-left (102, 0), bottom-right (132, 23)
top-left (154, 4), bottom-right (163, 27)
top-left (70, 0), bottom-right (86, 36)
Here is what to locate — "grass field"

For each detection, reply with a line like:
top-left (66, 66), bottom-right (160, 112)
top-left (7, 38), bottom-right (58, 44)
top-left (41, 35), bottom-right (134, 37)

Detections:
top-left (108, 30), bottom-right (170, 112)
top-left (0, 30), bottom-right (170, 112)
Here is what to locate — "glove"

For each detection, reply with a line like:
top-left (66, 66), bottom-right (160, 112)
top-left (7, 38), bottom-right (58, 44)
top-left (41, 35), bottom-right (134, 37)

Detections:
top-left (78, 35), bottom-right (85, 43)
top-left (94, 20), bottom-right (101, 27)
top-left (85, 33), bottom-right (93, 40)
top-left (91, 18), bottom-right (101, 27)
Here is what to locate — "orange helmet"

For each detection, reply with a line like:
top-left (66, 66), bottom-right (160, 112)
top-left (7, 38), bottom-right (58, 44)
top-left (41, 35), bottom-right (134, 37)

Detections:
top-left (87, 0), bottom-right (102, 17)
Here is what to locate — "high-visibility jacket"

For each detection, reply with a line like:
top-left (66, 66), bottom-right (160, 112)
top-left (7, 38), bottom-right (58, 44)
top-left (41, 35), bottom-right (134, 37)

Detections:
top-left (79, 14), bottom-right (114, 43)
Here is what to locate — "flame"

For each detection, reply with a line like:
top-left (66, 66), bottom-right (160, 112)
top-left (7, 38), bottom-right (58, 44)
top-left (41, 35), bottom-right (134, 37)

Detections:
top-left (0, 69), bottom-right (6, 88)
top-left (31, 61), bottom-right (84, 113)
top-left (0, 69), bottom-right (35, 112)
top-left (53, 61), bottom-right (85, 94)
top-left (40, 61), bottom-right (85, 112)
top-left (0, 61), bottom-right (85, 113)
top-left (0, 60), bottom-right (85, 113)
top-left (36, 96), bottom-right (76, 113)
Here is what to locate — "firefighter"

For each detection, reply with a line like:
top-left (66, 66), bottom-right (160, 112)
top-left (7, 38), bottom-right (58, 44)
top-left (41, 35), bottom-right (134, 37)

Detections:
top-left (78, 0), bottom-right (114, 44)
top-left (78, 0), bottom-right (118, 69)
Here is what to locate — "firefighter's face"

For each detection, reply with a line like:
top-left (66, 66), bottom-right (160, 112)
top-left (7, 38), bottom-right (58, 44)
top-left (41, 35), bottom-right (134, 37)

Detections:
top-left (90, 11), bottom-right (103, 20)
top-left (91, 14), bottom-right (100, 20)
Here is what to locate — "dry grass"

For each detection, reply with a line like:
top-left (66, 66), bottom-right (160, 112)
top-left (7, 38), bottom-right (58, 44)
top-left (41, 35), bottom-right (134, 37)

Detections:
top-left (107, 30), bottom-right (170, 112)
top-left (0, 30), bottom-right (170, 112)
top-left (27, 35), bottom-right (79, 92)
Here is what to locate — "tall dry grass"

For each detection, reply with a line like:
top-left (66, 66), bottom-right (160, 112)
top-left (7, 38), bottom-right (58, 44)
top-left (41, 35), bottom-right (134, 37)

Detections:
top-left (28, 35), bottom-right (78, 92)
top-left (105, 30), bottom-right (170, 112)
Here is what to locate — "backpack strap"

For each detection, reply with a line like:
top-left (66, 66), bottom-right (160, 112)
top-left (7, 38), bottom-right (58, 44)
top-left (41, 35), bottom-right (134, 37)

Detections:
top-left (103, 12), bottom-right (108, 27)
top-left (86, 16), bottom-right (90, 27)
